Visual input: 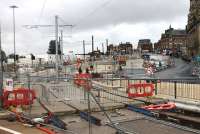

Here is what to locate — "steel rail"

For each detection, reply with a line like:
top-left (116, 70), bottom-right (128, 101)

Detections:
top-left (89, 91), bottom-right (138, 134)
top-left (92, 86), bottom-right (200, 134)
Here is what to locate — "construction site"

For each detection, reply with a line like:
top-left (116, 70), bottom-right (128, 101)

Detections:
top-left (0, 53), bottom-right (200, 134)
top-left (0, 0), bottom-right (200, 133)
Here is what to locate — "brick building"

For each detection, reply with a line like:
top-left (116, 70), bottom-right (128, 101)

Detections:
top-left (137, 39), bottom-right (153, 52)
top-left (186, 0), bottom-right (200, 56)
top-left (154, 26), bottom-right (188, 55)
top-left (107, 42), bottom-right (133, 55)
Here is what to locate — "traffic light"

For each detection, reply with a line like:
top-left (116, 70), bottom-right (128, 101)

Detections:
top-left (15, 55), bottom-right (19, 61)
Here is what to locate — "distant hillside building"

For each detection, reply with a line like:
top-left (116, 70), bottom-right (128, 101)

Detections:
top-left (137, 39), bottom-right (153, 53)
top-left (154, 26), bottom-right (188, 54)
top-left (186, 0), bottom-right (200, 56)
top-left (107, 42), bottom-right (133, 55)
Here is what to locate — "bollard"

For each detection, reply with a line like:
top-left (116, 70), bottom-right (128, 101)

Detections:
top-left (174, 81), bottom-right (177, 99)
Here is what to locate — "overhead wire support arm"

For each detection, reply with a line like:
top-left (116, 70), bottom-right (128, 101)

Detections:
top-left (22, 24), bottom-right (74, 29)
top-left (22, 16), bottom-right (74, 81)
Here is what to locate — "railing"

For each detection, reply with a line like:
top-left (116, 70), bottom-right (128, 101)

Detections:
top-left (5, 75), bottom-right (200, 108)
top-left (25, 76), bottom-right (200, 104)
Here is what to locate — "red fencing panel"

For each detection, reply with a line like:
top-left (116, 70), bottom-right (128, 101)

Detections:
top-left (127, 83), bottom-right (154, 98)
top-left (74, 73), bottom-right (92, 90)
top-left (3, 88), bottom-right (36, 108)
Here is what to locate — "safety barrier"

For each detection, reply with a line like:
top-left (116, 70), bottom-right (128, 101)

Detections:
top-left (74, 73), bottom-right (92, 90)
top-left (3, 88), bottom-right (36, 108)
top-left (10, 74), bottom-right (200, 109)
top-left (127, 83), bottom-right (154, 98)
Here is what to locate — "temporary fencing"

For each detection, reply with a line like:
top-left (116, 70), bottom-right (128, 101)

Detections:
top-left (2, 73), bottom-right (200, 134)
top-left (5, 74), bottom-right (200, 114)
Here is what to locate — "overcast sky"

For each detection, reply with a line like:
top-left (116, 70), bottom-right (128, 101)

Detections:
top-left (0, 0), bottom-right (190, 55)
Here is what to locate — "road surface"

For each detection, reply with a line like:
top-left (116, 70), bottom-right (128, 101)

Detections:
top-left (155, 58), bottom-right (195, 79)
top-left (121, 58), bottom-right (197, 79)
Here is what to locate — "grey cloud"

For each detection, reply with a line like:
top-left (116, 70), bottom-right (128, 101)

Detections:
top-left (0, 0), bottom-right (189, 54)
top-left (0, 0), bottom-right (189, 30)
top-left (70, 0), bottom-right (189, 30)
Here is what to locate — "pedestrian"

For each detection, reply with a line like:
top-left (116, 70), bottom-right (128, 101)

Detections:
top-left (78, 67), bottom-right (82, 74)
top-left (86, 68), bottom-right (90, 74)
top-left (118, 66), bottom-right (123, 71)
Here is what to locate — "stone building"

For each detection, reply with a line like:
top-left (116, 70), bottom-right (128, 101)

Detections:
top-left (186, 0), bottom-right (200, 56)
top-left (137, 39), bottom-right (153, 52)
top-left (107, 42), bottom-right (133, 55)
top-left (154, 26), bottom-right (188, 55)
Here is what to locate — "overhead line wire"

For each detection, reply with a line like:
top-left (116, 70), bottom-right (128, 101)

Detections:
top-left (74, 0), bottom-right (114, 28)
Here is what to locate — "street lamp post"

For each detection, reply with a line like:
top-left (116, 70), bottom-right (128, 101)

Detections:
top-left (0, 23), bottom-right (3, 108)
top-left (9, 5), bottom-right (18, 76)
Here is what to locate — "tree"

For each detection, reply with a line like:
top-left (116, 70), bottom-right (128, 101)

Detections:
top-left (47, 40), bottom-right (61, 55)
top-left (30, 53), bottom-right (35, 60)
top-left (1, 50), bottom-right (7, 63)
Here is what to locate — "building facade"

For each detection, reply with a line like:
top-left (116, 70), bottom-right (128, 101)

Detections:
top-left (137, 39), bottom-right (153, 52)
top-left (154, 26), bottom-right (188, 55)
top-left (186, 0), bottom-right (200, 56)
top-left (107, 42), bottom-right (133, 55)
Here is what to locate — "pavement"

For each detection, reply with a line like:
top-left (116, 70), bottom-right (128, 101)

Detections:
top-left (0, 108), bottom-right (199, 134)
top-left (117, 118), bottom-right (196, 134)
top-left (0, 120), bottom-right (45, 134)
top-left (62, 109), bottom-right (199, 134)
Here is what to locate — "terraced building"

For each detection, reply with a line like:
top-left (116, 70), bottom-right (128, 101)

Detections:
top-left (186, 0), bottom-right (200, 56)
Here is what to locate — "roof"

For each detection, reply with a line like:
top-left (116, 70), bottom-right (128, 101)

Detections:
top-left (138, 39), bottom-right (151, 45)
top-left (165, 28), bottom-right (187, 36)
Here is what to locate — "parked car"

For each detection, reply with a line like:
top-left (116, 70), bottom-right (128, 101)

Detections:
top-left (141, 54), bottom-right (150, 60)
top-left (182, 55), bottom-right (191, 62)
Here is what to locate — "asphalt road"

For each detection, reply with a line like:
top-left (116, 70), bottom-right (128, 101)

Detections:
top-left (155, 58), bottom-right (195, 79)
top-left (121, 58), bottom-right (197, 80)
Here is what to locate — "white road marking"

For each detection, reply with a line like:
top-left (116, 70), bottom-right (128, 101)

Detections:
top-left (0, 126), bottom-right (22, 134)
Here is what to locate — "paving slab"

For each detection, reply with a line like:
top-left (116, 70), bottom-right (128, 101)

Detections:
top-left (29, 100), bottom-right (76, 116)
top-left (91, 109), bottom-right (144, 125)
top-left (68, 98), bottom-right (125, 112)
